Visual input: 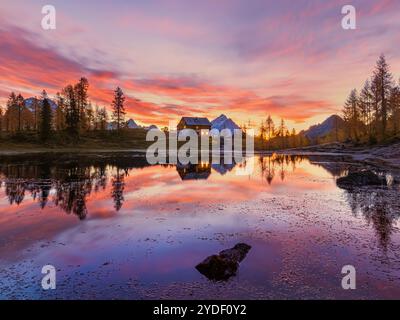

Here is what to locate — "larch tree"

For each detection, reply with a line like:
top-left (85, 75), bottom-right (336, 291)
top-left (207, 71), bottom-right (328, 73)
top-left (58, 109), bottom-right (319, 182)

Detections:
top-left (265, 115), bottom-right (275, 150)
top-left (373, 54), bottom-right (393, 137)
top-left (99, 107), bottom-right (108, 131)
top-left (343, 89), bottom-right (360, 141)
top-left (358, 80), bottom-right (373, 139)
top-left (63, 84), bottom-right (80, 137)
top-left (40, 97), bottom-right (52, 141)
top-left (259, 121), bottom-right (266, 149)
top-left (389, 79), bottom-right (400, 135)
top-left (5, 92), bottom-right (17, 132)
top-left (86, 102), bottom-right (95, 131)
top-left (291, 128), bottom-right (297, 148)
top-left (55, 92), bottom-right (66, 131)
top-left (94, 105), bottom-right (108, 131)
top-left (16, 94), bottom-right (25, 132)
top-left (74, 77), bottom-right (89, 131)
top-left (277, 119), bottom-right (286, 149)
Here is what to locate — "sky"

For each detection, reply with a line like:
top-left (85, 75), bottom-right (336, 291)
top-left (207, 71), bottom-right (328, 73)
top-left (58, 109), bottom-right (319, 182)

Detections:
top-left (1, 0), bottom-right (400, 131)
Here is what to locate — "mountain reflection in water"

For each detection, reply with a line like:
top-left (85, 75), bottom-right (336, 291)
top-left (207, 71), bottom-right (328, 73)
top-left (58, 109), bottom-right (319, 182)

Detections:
top-left (0, 153), bottom-right (399, 250)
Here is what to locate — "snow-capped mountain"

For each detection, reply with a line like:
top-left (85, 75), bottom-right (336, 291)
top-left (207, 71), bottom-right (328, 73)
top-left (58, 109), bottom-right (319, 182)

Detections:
top-left (211, 114), bottom-right (241, 133)
top-left (211, 163), bottom-right (236, 175)
top-left (211, 114), bottom-right (229, 129)
top-left (126, 118), bottom-right (139, 129)
top-left (107, 120), bottom-right (157, 130)
top-left (24, 97), bottom-right (57, 113)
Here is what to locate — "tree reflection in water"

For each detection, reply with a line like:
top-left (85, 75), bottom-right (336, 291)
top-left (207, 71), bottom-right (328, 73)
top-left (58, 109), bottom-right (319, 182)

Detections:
top-left (0, 153), bottom-right (399, 251)
top-left (341, 185), bottom-right (400, 252)
top-left (111, 168), bottom-right (127, 212)
top-left (0, 154), bottom-right (148, 220)
top-left (258, 154), bottom-right (306, 184)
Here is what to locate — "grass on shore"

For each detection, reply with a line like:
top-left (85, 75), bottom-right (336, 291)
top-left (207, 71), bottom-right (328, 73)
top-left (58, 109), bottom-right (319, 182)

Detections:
top-left (0, 129), bottom-right (157, 152)
top-left (1, 129), bottom-right (399, 155)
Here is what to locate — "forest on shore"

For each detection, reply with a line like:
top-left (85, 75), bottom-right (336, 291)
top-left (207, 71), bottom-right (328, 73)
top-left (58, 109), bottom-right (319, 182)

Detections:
top-left (256, 54), bottom-right (400, 150)
top-left (0, 55), bottom-right (399, 151)
top-left (0, 78), bottom-right (155, 149)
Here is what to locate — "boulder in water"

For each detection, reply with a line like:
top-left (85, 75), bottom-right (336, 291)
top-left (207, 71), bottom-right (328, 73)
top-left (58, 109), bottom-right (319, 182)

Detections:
top-left (195, 243), bottom-right (251, 281)
top-left (337, 170), bottom-right (386, 189)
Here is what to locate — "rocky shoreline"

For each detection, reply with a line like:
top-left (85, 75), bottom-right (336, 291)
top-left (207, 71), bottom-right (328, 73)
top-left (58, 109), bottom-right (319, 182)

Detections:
top-left (263, 142), bottom-right (400, 170)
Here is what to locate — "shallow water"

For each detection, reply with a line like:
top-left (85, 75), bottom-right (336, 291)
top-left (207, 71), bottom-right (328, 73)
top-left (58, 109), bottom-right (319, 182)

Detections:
top-left (0, 153), bottom-right (399, 299)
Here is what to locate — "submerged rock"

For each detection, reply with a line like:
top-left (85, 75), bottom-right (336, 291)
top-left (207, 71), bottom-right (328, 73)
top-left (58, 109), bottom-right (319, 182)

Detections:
top-left (195, 243), bottom-right (251, 281)
top-left (337, 170), bottom-right (387, 189)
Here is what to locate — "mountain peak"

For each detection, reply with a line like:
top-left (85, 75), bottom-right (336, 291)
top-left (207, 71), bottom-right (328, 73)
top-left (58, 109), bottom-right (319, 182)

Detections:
top-left (325, 114), bottom-right (343, 122)
top-left (24, 97), bottom-right (57, 112)
top-left (126, 118), bottom-right (139, 129)
top-left (304, 114), bottom-right (345, 141)
top-left (211, 114), bottom-right (228, 125)
top-left (211, 114), bottom-right (240, 133)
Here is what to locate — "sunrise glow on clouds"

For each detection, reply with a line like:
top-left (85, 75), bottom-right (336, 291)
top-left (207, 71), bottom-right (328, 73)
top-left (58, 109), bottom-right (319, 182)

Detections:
top-left (1, 0), bottom-right (400, 130)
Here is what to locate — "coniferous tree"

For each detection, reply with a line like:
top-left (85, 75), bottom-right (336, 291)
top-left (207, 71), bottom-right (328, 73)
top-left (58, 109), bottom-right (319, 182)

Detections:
top-left (63, 85), bottom-right (80, 137)
top-left (370, 74), bottom-right (380, 139)
top-left (99, 107), bottom-right (108, 131)
top-left (111, 169), bottom-right (125, 211)
top-left (340, 55), bottom-right (399, 143)
top-left (259, 121), bottom-right (266, 149)
top-left (373, 54), bottom-right (393, 137)
top-left (359, 80), bottom-right (373, 140)
top-left (16, 94), bottom-right (25, 132)
top-left (266, 115), bottom-right (275, 150)
top-left (74, 77), bottom-right (89, 131)
top-left (277, 119), bottom-right (286, 149)
top-left (285, 129), bottom-right (290, 148)
top-left (291, 128), bottom-right (297, 148)
top-left (343, 89), bottom-right (360, 141)
top-left (31, 97), bottom-right (40, 132)
top-left (86, 102), bottom-right (95, 131)
top-left (40, 98), bottom-right (52, 141)
top-left (5, 92), bottom-right (17, 132)
top-left (94, 106), bottom-right (108, 131)
top-left (112, 87), bottom-right (126, 131)
top-left (55, 92), bottom-right (66, 131)
top-left (389, 80), bottom-right (400, 135)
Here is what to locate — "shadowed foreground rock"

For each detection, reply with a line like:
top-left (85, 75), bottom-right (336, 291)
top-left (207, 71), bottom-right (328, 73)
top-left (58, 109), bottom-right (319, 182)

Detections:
top-left (337, 170), bottom-right (387, 189)
top-left (195, 243), bottom-right (251, 281)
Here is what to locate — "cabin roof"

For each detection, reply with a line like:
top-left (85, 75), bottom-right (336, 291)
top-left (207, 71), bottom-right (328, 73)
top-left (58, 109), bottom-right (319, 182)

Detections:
top-left (180, 117), bottom-right (211, 126)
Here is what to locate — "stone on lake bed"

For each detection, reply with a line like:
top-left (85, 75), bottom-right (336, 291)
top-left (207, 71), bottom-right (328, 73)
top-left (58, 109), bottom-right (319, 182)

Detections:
top-left (336, 170), bottom-right (387, 188)
top-left (195, 243), bottom-right (251, 281)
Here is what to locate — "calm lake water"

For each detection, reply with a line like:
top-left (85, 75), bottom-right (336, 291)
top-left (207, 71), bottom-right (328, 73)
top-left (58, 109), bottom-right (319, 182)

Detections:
top-left (0, 153), bottom-right (399, 299)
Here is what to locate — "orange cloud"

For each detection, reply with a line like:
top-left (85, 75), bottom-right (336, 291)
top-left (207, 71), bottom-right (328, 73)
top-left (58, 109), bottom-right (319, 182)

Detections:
top-left (0, 21), bottom-right (343, 129)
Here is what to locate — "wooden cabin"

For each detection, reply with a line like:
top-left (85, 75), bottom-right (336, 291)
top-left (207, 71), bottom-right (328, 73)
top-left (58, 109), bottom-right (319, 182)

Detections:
top-left (177, 117), bottom-right (211, 135)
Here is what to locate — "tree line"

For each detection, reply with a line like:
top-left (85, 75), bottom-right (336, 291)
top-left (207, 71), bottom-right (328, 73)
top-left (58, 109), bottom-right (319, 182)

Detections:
top-left (1, 163), bottom-right (128, 220)
top-left (342, 54), bottom-right (400, 144)
top-left (0, 77), bottom-right (127, 141)
top-left (256, 54), bottom-right (400, 150)
top-left (256, 116), bottom-right (309, 150)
